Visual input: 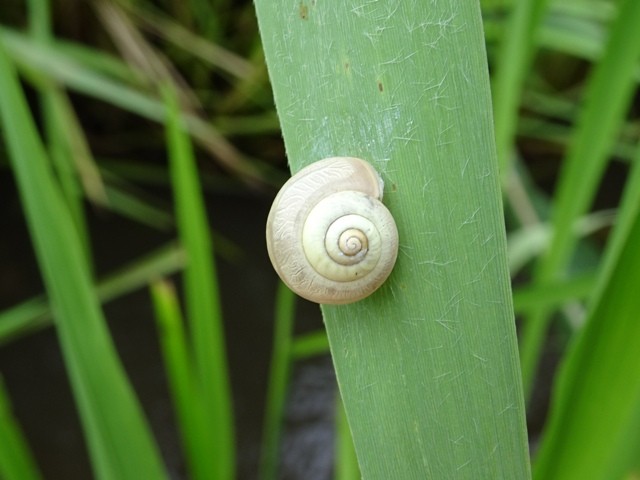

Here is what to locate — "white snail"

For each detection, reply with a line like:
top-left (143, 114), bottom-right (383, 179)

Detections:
top-left (266, 156), bottom-right (399, 304)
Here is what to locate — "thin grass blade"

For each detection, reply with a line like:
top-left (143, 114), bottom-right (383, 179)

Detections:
top-left (149, 279), bottom-right (212, 480)
top-left (290, 331), bottom-right (330, 360)
top-left (0, 243), bottom-right (185, 344)
top-left (0, 43), bottom-right (167, 480)
top-left (492, 0), bottom-right (551, 173)
top-left (164, 86), bottom-right (235, 479)
top-left (335, 396), bottom-right (359, 480)
top-left (259, 282), bottom-right (296, 480)
top-left (28, 0), bottom-right (95, 267)
top-left (127, 4), bottom-right (255, 79)
top-left (0, 378), bottom-right (43, 480)
top-left (512, 274), bottom-right (594, 315)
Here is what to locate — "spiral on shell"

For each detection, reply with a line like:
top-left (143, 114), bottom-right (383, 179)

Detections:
top-left (265, 157), bottom-right (399, 304)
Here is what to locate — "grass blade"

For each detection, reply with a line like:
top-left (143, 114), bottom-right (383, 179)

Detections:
top-left (520, 0), bottom-right (640, 396)
top-left (335, 396), bottom-right (359, 480)
top-left (254, 1), bottom-right (530, 477)
top-left (533, 156), bottom-right (640, 479)
top-left (0, 243), bottom-right (185, 344)
top-left (512, 274), bottom-right (594, 315)
top-left (0, 46), bottom-right (168, 479)
top-left (491, 0), bottom-right (550, 172)
top-left (0, 378), bottom-right (43, 480)
top-left (290, 331), bottom-right (330, 360)
top-left (47, 90), bottom-right (108, 205)
top-left (149, 279), bottom-right (212, 480)
top-left (127, 3), bottom-right (255, 79)
top-left (28, 0), bottom-right (96, 267)
top-left (103, 183), bottom-right (174, 230)
top-left (507, 210), bottom-right (615, 276)
top-left (164, 86), bottom-right (235, 479)
top-left (260, 282), bottom-right (296, 480)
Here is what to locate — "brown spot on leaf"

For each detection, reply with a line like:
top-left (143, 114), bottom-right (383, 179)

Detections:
top-left (344, 62), bottom-right (350, 71)
top-left (299, 2), bottom-right (309, 19)
top-left (391, 183), bottom-right (397, 192)
top-left (378, 81), bottom-right (384, 92)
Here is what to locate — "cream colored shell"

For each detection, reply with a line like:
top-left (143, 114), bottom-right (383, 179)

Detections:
top-left (265, 157), bottom-right (398, 304)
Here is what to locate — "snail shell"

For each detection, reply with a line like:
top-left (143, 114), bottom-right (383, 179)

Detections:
top-left (266, 157), bottom-right (398, 304)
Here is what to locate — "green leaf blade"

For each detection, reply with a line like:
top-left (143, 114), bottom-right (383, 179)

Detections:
top-left (164, 87), bottom-right (235, 479)
top-left (533, 174), bottom-right (640, 480)
top-left (491, 0), bottom-right (550, 172)
top-left (260, 282), bottom-right (296, 480)
top-left (254, 1), bottom-right (530, 477)
top-left (0, 379), bottom-right (43, 480)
